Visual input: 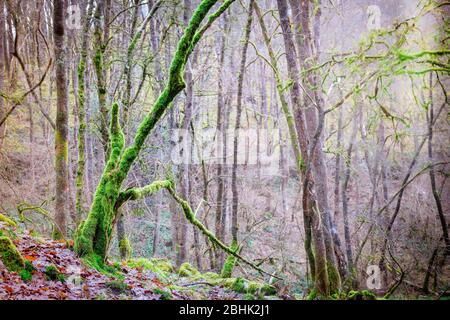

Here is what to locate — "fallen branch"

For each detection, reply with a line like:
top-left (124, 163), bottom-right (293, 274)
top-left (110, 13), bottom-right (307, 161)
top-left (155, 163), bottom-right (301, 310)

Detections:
top-left (16, 202), bottom-right (66, 239)
top-left (117, 180), bottom-right (282, 280)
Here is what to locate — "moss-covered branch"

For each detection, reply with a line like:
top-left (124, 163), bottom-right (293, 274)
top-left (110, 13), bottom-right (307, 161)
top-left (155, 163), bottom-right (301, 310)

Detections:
top-left (165, 183), bottom-right (281, 280)
top-left (189, 0), bottom-right (236, 56)
top-left (115, 180), bottom-right (172, 209)
top-left (116, 179), bottom-right (281, 280)
top-left (116, 0), bottom-right (220, 182)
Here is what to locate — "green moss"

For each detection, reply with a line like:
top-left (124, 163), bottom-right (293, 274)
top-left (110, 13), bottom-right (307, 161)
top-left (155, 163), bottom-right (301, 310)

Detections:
top-left (0, 214), bottom-right (17, 227)
top-left (74, 103), bottom-right (125, 262)
top-left (231, 277), bottom-right (245, 292)
top-left (150, 258), bottom-right (174, 273)
top-left (346, 290), bottom-right (377, 300)
top-left (20, 261), bottom-right (35, 282)
top-left (81, 254), bottom-right (119, 278)
top-left (244, 293), bottom-right (256, 300)
top-left (229, 277), bottom-right (276, 295)
top-left (306, 288), bottom-right (318, 300)
top-left (154, 288), bottom-right (173, 300)
top-left (127, 258), bottom-right (173, 278)
top-left (178, 262), bottom-right (201, 277)
top-left (327, 261), bottom-right (341, 294)
top-left (0, 236), bottom-right (25, 273)
top-left (118, 237), bottom-right (132, 260)
top-left (44, 265), bottom-right (65, 282)
top-left (106, 279), bottom-right (130, 293)
top-left (220, 239), bottom-right (238, 278)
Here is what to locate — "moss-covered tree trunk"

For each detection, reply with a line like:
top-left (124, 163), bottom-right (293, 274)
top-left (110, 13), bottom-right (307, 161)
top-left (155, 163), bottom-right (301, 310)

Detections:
top-left (74, 0), bottom-right (225, 264)
top-left (53, 0), bottom-right (68, 239)
top-left (254, 1), bottom-right (315, 282)
top-left (275, 0), bottom-right (331, 295)
top-left (287, 0), bottom-right (344, 294)
top-left (75, 0), bottom-right (94, 225)
top-left (93, 0), bottom-right (110, 159)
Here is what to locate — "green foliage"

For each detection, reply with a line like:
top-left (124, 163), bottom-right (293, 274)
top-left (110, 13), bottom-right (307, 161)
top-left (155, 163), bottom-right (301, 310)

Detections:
top-left (187, 270), bottom-right (276, 297)
top-left (74, 1), bottom-right (242, 280)
top-left (151, 258), bottom-right (175, 273)
top-left (306, 288), bottom-right (318, 300)
top-left (81, 254), bottom-right (119, 278)
top-left (230, 277), bottom-right (276, 296)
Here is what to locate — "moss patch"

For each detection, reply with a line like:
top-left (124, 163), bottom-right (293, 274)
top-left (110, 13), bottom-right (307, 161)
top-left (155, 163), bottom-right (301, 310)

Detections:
top-left (154, 288), bottom-right (173, 300)
top-left (127, 257), bottom-right (174, 278)
top-left (106, 279), bottom-right (130, 294)
top-left (178, 262), bottom-right (201, 277)
top-left (150, 258), bottom-right (175, 274)
top-left (44, 264), bottom-right (65, 282)
top-left (183, 270), bottom-right (276, 297)
top-left (118, 237), bottom-right (132, 260)
top-left (220, 239), bottom-right (239, 278)
top-left (0, 236), bottom-right (25, 273)
top-left (346, 290), bottom-right (377, 300)
top-left (230, 277), bottom-right (276, 296)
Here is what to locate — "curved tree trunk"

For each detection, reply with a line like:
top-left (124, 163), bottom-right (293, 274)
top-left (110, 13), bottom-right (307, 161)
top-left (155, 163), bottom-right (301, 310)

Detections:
top-left (74, 0), bottom-right (228, 265)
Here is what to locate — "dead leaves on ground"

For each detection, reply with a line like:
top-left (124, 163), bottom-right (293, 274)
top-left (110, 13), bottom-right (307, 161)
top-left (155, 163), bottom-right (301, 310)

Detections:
top-left (0, 226), bottom-right (243, 300)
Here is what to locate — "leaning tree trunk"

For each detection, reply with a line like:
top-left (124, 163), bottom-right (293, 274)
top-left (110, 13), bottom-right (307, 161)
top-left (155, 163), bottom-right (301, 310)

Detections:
top-left (74, 0), bottom-right (229, 265)
top-left (53, 0), bottom-right (68, 239)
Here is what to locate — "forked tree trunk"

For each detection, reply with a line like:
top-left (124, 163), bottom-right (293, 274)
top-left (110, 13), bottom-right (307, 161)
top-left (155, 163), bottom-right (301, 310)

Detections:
top-left (74, 0), bottom-right (228, 265)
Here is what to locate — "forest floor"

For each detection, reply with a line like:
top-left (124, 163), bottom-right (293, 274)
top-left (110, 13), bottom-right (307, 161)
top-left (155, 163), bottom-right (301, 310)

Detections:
top-left (0, 220), bottom-right (280, 300)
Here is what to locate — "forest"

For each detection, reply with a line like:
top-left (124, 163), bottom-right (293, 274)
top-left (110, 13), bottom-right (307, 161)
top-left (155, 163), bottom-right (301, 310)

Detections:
top-left (0, 0), bottom-right (449, 302)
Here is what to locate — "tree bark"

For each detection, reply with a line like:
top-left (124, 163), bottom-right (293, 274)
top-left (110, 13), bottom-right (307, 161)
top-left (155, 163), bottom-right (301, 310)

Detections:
top-left (222, 0), bottom-right (254, 278)
top-left (53, 0), bottom-right (69, 239)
